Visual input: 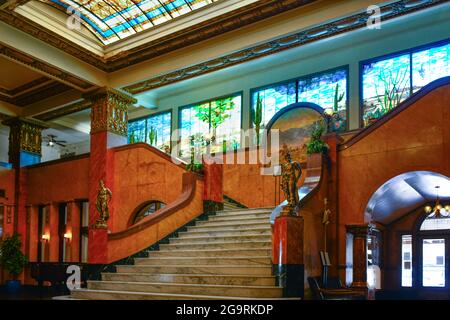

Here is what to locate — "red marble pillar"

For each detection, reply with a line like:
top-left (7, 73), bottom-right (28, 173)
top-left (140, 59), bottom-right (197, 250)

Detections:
top-left (28, 206), bottom-right (39, 262)
top-left (84, 88), bottom-right (136, 264)
top-left (48, 203), bottom-right (59, 262)
top-left (346, 224), bottom-right (374, 299)
top-left (272, 215), bottom-right (304, 298)
top-left (67, 201), bottom-right (80, 263)
top-left (202, 158), bottom-right (224, 214)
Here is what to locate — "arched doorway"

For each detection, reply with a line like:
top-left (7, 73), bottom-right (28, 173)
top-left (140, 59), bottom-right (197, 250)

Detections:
top-left (365, 171), bottom-right (450, 299)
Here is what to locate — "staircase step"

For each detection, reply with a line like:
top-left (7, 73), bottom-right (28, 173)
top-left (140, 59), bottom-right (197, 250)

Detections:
top-left (72, 289), bottom-right (292, 300)
top-left (188, 223), bottom-right (271, 232)
top-left (195, 219), bottom-right (270, 227)
top-left (215, 208), bottom-right (274, 215)
top-left (212, 211), bottom-right (272, 219)
top-left (177, 228), bottom-right (271, 238)
top-left (134, 256), bottom-right (271, 266)
top-left (116, 264), bottom-right (273, 276)
top-left (87, 281), bottom-right (282, 298)
top-left (204, 215), bottom-right (269, 223)
top-left (159, 240), bottom-right (271, 250)
top-left (101, 273), bottom-right (276, 286)
top-left (149, 248), bottom-right (271, 257)
top-left (170, 234), bottom-right (271, 244)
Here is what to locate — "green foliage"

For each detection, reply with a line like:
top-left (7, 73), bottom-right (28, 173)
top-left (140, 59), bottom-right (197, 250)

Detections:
top-left (194, 97), bottom-right (235, 140)
top-left (149, 127), bottom-right (157, 146)
top-left (0, 234), bottom-right (28, 278)
top-left (129, 133), bottom-right (135, 144)
top-left (186, 135), bottom-right (205, 174)
top-left (305, 122), bottom-right (329, 155)
top-left (374, 67), bottom-right (410, 115)
top-left (252, 93), bottom-right (263, 146)
top-left (333, 83), bottom-right (345, 113)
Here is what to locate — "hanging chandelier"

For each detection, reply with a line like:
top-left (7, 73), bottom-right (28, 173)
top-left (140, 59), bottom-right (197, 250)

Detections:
top-left (424, 186), bottom-right (450, 218)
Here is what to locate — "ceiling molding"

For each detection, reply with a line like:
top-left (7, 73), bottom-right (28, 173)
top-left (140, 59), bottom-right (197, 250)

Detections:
top-left (0, 76), bottom-right (49, 96)
top-left (34, 99), bottom-right (91, 121)
top-left (0, 43), bottom-right (97, 92)
top-left (123, 0), bottom-right (448, 95)
top-left (0, 0), bottom-right (318, 72)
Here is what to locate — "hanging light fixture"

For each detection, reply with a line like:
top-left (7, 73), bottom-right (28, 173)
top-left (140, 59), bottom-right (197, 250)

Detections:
top-left (424, 186), bottom-right (450, 218)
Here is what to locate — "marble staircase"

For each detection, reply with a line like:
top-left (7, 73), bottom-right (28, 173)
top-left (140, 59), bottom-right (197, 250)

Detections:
top-left (71, 207), bottom-right (287, 300)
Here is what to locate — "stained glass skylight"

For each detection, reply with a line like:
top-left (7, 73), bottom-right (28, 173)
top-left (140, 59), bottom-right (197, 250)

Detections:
top-left (44, 0), bottom-right (218, 45)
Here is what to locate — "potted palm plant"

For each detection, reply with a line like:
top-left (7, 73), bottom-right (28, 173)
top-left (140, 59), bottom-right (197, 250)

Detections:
top-left (0, 234), bottom-right (28, 294)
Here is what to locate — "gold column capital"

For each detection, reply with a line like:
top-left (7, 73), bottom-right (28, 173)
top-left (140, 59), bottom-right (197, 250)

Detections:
top-left (83, 87), bottom-right (137, 136)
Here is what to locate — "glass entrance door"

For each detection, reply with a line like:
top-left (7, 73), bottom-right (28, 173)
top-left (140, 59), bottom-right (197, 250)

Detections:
top-left (419, 237), bottom-right (449, 289)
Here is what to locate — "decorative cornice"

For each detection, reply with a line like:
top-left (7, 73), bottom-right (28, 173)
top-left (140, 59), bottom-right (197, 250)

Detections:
top-left (0, 76), bottom-right (49, 96)
top-left (34, 99), bottom-right (92, 121)
top-left (0, 0), bottom-right (318, 72)
top-left (124, 0), bottom-right (448, 94)
top-left (83, 87), bottom-right (137, 105)
top-left (0, 81), bottom-right (72, 106)
top-left (0, 43), bottom-right (96, 92)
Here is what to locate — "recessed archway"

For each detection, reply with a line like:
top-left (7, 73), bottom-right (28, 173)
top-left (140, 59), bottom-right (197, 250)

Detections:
top-left (365, 171), bottom-right (450, 225)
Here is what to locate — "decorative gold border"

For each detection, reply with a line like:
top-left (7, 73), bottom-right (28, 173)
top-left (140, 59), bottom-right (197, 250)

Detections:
top-left (0, 0), bottom-right (318, 72)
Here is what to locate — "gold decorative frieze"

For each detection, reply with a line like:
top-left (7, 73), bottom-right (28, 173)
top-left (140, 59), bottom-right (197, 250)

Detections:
top-left (2, 117), bottom-right (48, 164)
top-left (84, 88), bottom-right (136, 136)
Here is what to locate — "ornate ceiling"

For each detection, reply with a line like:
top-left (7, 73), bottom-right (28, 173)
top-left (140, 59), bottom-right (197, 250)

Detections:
top-left (41, 0), bottom-right (218, 45)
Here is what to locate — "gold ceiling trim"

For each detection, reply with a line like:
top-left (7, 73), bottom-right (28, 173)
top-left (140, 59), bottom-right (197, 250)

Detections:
top-left (0, 0), bottom-right (318, 72)
top-left (124, 0), bottom-right (449, 94)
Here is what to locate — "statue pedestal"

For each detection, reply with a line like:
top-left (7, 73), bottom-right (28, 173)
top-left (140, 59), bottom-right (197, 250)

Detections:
top-left (88, 228), bottom-right (108, 264)
top-left (272, 214), bottom-right (304, 298)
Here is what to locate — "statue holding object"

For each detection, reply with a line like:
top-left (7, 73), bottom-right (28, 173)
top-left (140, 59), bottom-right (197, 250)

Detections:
top-left (280, 145), bottom-right (303, 216)
top-left (95, 180), bottom-right (112, 229)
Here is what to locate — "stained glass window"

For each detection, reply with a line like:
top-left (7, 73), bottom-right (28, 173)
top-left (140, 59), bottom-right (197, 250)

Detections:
top-left (298, 69), bottom-right (348, 132)
top-left (251, 68), bottom-right (348, 135)
top-left (128, 118), bottom-right (146, 143)
top-left (412, 43), bottom-right (450, 92)
top-left (362, 54), bottom-right (411, 127)
top-left (179, 94), bottom-right (242, 157)
top-left (45, 0), bottom-right (218, 45)
top-left (251, 82), bottom-right (297, 128)
top-left (362, 41), bottom-right (450, 127)
top-left (128, 111), bottom-right (172, 152)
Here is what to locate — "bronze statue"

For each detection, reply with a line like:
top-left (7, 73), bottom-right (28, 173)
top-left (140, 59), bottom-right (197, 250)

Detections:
top-left (280, 145), bottom-right (302, 216)
top-left (95, 180), bottom-right (112, 229)
top-left (322, 198), bottom-right (331, 252)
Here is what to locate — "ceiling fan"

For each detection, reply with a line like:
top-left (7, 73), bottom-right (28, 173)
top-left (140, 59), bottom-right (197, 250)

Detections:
top-left (43, 134), bottom-right (67, 147)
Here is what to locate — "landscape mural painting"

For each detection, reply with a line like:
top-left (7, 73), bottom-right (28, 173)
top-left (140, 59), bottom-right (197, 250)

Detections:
top-left (268, 106), bottom-right (325, 164)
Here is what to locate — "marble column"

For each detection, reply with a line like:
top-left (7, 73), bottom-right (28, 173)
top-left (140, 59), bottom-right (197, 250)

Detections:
top-left (83, 88), bottom-right (136, 264)
top-left (1, 118), bottom-right (46, 240)
top-left (272, 214), bottom-right (304, 298)
top-left (346, 224), bottom-right (374, 299)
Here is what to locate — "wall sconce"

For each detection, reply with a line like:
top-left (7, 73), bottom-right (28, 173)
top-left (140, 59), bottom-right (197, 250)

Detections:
top-left (63, 232), bottom-right (72, 242)
top-left (41, 234), bottom-right (50, 243)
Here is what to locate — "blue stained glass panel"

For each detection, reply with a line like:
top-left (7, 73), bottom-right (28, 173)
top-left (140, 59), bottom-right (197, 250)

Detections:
top-left (146, 112), bottom-right (172, 149)
top-left (128, 119), bottom-right (146, 143)
top-left (252, 82), bottom-right (297, 128)
top-left (412, 43), bottom-right (450, 92)
top-left (362, 54), bottom-right (411, 126)
top-left (46, 0), bottom-right (217, 44)
top-left (298, 69), bottom-right (348, 132)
